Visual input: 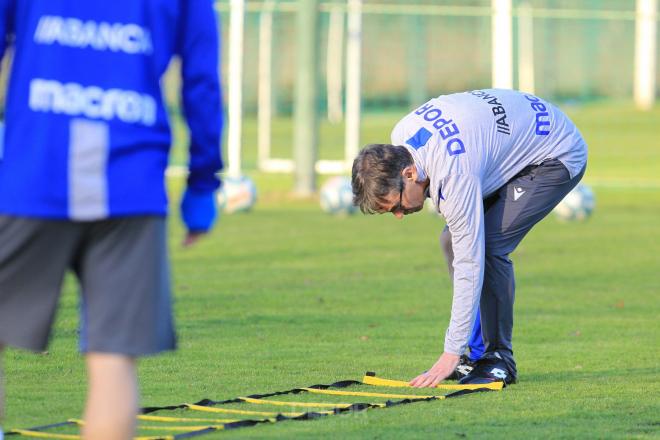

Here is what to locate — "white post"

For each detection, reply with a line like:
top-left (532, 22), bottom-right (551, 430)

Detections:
top-left (227, 0), bottom-right (245, 178)
top-left (344, 0), bottom-right (362, 168)
top-left (491, 0), bottom-right (513, 89)
top-left (257, 1), bottom-right (275, 170)
top-left (634, 0), bottom-right (657, 110)
top-left (517, 2), bottom-right (535, 94)
top-left (326, 5), bottom-right (345, 123)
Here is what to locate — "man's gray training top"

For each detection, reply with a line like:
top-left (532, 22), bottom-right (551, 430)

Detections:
top-left (390, 89), bottom-right (587, 356)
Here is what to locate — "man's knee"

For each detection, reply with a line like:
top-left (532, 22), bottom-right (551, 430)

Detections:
top-left (484, 246), bottom-right (514, 276)
top-left (485, 248), bottom-right (509, 260)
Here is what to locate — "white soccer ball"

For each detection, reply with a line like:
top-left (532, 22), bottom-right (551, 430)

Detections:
top-left (320, 176), bottom-right (357, 215)
top-left (553, 183), bottom-right (595, 221)
top-left (217, 175), bottom-right (257, 214)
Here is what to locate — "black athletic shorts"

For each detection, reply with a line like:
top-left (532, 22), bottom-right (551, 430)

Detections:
top-left (0, 216), bottom-right (176, 356)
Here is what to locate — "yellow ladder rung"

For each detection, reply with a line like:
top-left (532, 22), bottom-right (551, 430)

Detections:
top-left (138, 425), bottom-right (224, 432)
top-left (240, 396), bottom-right (365, 408)
top-left (138, 414), bottom-right (238, 423)
top-left (185, 403), bottom-right (333, 417)
top-left (362, 374), bottom-right (504, 391)
top-left (301, 387), bottom-right (442, 400)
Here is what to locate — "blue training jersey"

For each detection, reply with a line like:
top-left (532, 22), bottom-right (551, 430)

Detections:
top-left (0, 0), bottom-right (223, 219)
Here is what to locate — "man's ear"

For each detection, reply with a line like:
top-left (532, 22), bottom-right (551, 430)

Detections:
top-left (401, 165), bottom-right (417, 181)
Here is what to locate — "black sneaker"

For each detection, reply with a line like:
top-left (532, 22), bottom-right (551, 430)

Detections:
top-left (445, 355), bottom-right (475, 381)
top-left (458, 355), bottom-right (517, 385)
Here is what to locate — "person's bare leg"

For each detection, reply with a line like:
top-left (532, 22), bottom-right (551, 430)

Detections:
top-left (1, 344), bottom-right (5, 439)
top-left (83, 353), bottom-right (137, 440)
top-left (440, 227), bottom-right (454, 278)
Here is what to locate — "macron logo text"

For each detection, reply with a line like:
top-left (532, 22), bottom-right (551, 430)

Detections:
top-left (29, 79), bottom-right (157, 126)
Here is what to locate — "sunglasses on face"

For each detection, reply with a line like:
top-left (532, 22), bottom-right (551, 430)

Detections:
top-left (387, 177), bottom-right (405, 214)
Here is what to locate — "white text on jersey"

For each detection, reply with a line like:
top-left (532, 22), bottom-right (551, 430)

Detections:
top-left (415, 102), bottom-right (466, 156)
top-left (34, 16), bottom-right (153, 55)
top-left (469, 90), bottom-right (511, 135)
top-left (29, 79), bottom-right (157, 126)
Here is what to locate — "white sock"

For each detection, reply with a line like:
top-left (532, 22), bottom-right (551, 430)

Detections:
top-left (0, 426), bottom-right (4, 440)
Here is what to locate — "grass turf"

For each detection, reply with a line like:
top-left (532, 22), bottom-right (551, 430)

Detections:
top-left (2, 102), bottom-right (660, 439)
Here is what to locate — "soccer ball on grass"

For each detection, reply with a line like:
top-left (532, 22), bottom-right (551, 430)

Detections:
top-left (217, 175), bottom-right (257, 214)
top-left (553, 183), bottom-right (595, 221)
top-left (320, 176), bottom-right (357, 215)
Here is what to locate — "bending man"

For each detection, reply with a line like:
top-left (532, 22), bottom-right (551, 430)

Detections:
top-left (351, 89), bottom-right (587, 387)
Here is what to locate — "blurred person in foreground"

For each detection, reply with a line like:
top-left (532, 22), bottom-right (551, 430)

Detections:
top-left (0, 1), bottom-right (223, 438)
top-left (352, 89), bottom-right (587, 387)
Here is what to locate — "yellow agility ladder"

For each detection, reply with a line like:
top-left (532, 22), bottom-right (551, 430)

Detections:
top-left (5, 372), bottom-right (504, 439)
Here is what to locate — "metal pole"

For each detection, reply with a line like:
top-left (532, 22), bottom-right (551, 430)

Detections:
top-left (517, 2), bottom-right (535, 94)
top-left (345, 0), bottom-right (362, 169)
top-left (227, 0), bottom-right (245, 178)
top-left (258, 0), bottom-right (275, 170)
top-left (326, 5), bottom-right (345, 123)
top-left (491, 0), bottom-right (513, 89)
top-left (634, 0), bottom-right (657, 110)
top-left (580, 0), bottom-right (599, 100)
top-left (294, 0), bottom-right (320, 195)
top-left (539, 0), bottom-right (557, 98)
top-left (406, 14), bottom-right (427, 106)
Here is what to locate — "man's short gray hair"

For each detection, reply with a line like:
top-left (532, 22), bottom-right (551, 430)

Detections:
top-left (351, 144), bottom-right (413, 214)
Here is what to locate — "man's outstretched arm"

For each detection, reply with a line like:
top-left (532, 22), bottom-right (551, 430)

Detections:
top-left (410, 174), bottom-right (485, 387)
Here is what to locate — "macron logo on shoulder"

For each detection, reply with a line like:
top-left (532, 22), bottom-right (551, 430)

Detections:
top-left (513, 186), bottom-right (526, 201)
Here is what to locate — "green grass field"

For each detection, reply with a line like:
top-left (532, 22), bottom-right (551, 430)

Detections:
top-left (3, 102), bottom-right (660, 438)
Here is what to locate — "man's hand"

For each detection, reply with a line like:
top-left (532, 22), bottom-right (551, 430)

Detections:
top-left (409, 352), bottom-right (460, 388)
top-left (180, 188), bottom-right (218, 248)
top-left (183, 231), bottom-right (207, 248)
